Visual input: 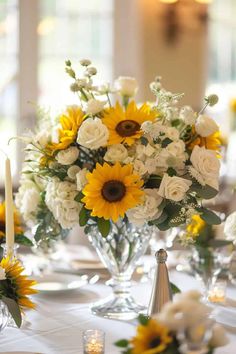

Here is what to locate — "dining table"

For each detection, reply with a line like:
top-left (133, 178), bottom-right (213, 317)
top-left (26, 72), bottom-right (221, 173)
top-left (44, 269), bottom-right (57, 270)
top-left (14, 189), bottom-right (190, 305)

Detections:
top-left (1, 253), bottom-right (236, 354)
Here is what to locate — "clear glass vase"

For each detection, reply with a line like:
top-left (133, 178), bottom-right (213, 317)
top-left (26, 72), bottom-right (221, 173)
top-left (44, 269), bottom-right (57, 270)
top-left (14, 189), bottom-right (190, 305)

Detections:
top-left (0, 301), bottom-right (10, 332)
top-left (88, 221), bottom-right (151, 320)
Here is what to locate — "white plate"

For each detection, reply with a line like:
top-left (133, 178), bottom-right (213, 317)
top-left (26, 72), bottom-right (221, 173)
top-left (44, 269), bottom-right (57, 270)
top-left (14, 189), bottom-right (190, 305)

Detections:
top-left (33, 273), bottom-right (88, 294)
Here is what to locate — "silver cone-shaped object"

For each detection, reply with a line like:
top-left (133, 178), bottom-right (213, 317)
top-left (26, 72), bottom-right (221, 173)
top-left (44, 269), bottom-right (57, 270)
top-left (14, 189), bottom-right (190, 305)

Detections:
top-left (148, 249), bottom-right (172, 316)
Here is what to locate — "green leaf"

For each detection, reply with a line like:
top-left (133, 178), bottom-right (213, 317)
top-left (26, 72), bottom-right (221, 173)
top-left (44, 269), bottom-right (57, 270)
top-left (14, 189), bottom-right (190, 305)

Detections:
top-left (1, 296), bottom-right (22, 328)
top-left (209, 239), bottom-right (233, 248)
top-left (145, 174), bottom-right (162, 189)
top-left (190, 183), bottom-right (218, 200)
top-left (140, 136), bottom-right (148, 146)
top-left (74, 191), bottom-right (84, 203)
top-left (171, 119), bottom-right (181, 127)
top-left (157, 219), bottom-right (170, 231)
top-left (150, 212), bottom-right (168, 226)
top-left (167, 167), bottom-right (177, 177)
top-left (15, 234), bottom-right (33, 247)
top-left (138, 314), bottom-right (150, 326)
top-left (170, 282), bottom-right (181, 294)
top-left (161, 137), bottom-right (172, 148)
top-left (114, 339), bottom-right (129, 348)
top-left (198, 208), bottom-right (221, 225)
top-left (97, 218), bottom-right (111, 237)
top-left (79, 207), bottom-right (89, 227)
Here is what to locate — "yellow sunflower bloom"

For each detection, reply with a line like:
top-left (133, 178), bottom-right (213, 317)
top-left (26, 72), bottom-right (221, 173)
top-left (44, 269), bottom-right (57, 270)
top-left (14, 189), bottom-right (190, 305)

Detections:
top-left (102, 101), bottom-right (157, 146)
top-left (0, 257), bottom-right (38, 310)
top-left (0, 202), bottom-right (23, 239)
top-left (187, 128), bottom-right (221, 152)
top-left (230, 98), bottom-right (236, 113)
top-left (130, 318), bottom-right (173, 354)
top-left (82, 162), bottom-right (144, 222)
top-left (48, 105), bottom-right (85, 152)
top-left (186, 214), bottom-right (206, 239)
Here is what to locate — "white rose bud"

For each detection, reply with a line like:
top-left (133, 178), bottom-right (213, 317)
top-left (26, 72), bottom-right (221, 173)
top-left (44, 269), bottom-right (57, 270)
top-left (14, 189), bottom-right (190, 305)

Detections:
top-left (190, 146), bottom-right (220, 190)
top-left (158, 174), bottom-right (192, 202)
top-left (115, 76), bottom-right (138, 97)
top-left (56, 146), bottom-right (79, 165)
top-left (77, 117), bottom-right (109, 150)
top-left (86, 99), bottom-right (105, 115)
top-left (0, 266), bottom-right (6, 280)
top-left (67, 165), bottom-right (81, 180)
top-left (195, 114), bottom-right (219, 137)
top-left (104, 144), bottom-right (128, 163)
top-left (180, 106), bottom-right (196, 125)
top-left (224, 212), bottom-right (236, 240)
top-left (76, 168), bottom-right (89, 191)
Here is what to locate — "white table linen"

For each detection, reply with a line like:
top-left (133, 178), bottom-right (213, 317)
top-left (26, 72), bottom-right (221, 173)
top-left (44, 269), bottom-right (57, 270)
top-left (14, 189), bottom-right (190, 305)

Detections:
top-left (1, 271), bottom-right (236, 354)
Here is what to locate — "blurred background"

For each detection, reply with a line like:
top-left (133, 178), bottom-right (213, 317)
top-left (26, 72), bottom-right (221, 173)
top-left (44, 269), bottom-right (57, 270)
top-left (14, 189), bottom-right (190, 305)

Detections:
top-left (0, 0), bottom-right (236, 191)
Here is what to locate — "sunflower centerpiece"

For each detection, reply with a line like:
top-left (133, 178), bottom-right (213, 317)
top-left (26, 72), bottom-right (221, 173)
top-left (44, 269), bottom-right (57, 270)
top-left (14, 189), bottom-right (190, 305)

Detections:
top-left (16, 59), bottom-right (222, 320)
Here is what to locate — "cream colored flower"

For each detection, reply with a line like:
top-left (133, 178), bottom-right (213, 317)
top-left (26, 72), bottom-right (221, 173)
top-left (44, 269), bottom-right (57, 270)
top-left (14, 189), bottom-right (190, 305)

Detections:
top-left (195, 114), bottom-right (219, 137)
top-left (77, 117), bottom-right (109, 150)
top-left (180, 106), bottom-right (196, 125)
top-left (86, 99), bottom-right (106, 115)
top-left (224, 212), bottom-right (236, 240)
top-left (158, 174), bottom-right (192, 202)
top-left (126, 189), bottom-right (163, 226)
top-left (210, 324), bottom-right (229, 348)
top-left (76, 168), bottom-right (89, 191)
top-left (67, 165), bottom-right (81, 180)
top-left (56, 146), bottom-right (79, 165)
top-left (114, 76), bottom-right (138, 97)
top-left (104, 144), bottom-right (128, 163)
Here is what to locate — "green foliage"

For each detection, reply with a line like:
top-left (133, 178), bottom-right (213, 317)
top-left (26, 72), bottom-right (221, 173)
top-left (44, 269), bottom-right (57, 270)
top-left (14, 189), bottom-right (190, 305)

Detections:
top-left (97, 218), bottom-right (111, 237)
top-left (74, 191), bottom-right (84, 202)
top-left (170, 282), bottom-right (181, 294)
top-left (15, 234), bottom-right (33, 247)
top-left (190, 183), bottom-right (218, 200)
top-left (167, 167), bottom-right (177, 177)
top-left (79, 207), bottom-right (89, 227)
top-left (197, 208), bottom-right (221, 225)
top-left (161, 137), bottom-right (173, 148)
top-left (114, 339), bottom-right (129, 348)
top-left (145, 174), bottom-right (162, 189)
top-left (138, 313), bottom-right (150, 326)
top-left (1, 296), bottom-right (22, 328)
top-left (140, 136), bottom-right (148, 146)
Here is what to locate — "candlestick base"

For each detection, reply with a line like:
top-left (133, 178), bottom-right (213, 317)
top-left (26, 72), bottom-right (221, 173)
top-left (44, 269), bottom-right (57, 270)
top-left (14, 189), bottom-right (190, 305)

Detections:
top-left (1, 243), bottom-right (19, 260)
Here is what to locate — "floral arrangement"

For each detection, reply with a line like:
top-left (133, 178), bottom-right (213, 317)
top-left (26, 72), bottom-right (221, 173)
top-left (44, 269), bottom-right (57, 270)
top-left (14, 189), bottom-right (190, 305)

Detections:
top-left (16, 59), bottom-right (222, 242)
top-left (0, 202), bottom-right (32, 247)
top-left (0, 257), bottom-right (37, 327)
top-left (224, 212), bottom-right (236, 242)
top-left (115, 291), bottom-right (228, 354)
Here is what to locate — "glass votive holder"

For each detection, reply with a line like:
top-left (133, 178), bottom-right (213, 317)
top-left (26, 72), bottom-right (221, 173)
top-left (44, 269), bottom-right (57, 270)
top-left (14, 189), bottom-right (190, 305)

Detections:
top-left (1, 243), bottom-right (19, 260)
top-left (208, 280), bottom-right (227, 304)
top-left (83, 329), bottom-right (105, 354)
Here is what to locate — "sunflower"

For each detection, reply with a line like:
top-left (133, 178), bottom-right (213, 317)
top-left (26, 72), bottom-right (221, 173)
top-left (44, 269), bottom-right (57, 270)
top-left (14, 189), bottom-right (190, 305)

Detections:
top-left (130, 318), bottom-right (173, 354)
top-left (0, 257), bottom-right (37, 310)
top-left (186, 214), bottom-right (206, 239)
top-left (82, 162), bottom-right (144, 222)
top-left (48, 105), bottom-right (85, 152)
top-left (102, 101), bottom-right (157, 146)
top-left (187, 128), bottom-right (221, 152)
top-left (0, 202), bottom-right (23, 239)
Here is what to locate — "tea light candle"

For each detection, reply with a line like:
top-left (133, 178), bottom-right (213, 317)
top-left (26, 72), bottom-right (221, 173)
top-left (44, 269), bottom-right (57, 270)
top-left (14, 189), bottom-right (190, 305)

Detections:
top-left (208, 281), bottom-right (227, 303)
top-left (83, 330), bottom-right (105, 354)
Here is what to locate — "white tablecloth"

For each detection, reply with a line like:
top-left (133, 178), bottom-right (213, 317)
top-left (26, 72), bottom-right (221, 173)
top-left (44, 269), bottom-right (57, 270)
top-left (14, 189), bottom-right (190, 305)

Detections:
top-left (1, 271), bottom-right (236, 354)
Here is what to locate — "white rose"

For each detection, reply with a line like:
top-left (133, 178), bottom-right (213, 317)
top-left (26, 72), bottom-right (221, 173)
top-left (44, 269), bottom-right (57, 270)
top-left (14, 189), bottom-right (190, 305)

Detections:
top-left (145, 158), bottom-right (158, 174)
top-left (86, 99), bottom-right (106, 115)
top-left (158, 174), bottom-right (192, 202)
top-left (224, 212), bottom-right (236, 240)
top-left (114, 76), bottom-right (138, 97)
top-left (133, 159), bottom-right (148, 176)
top-left (67, 165), bottom-right (81, 180)
top-left (190, 146), bottom-right (220, 189)
top-left (195, 114), bottom-right (219, 137)
top-left (104, 144), bottom-right (128, 163)
top-left (180, 106), bottom-right (196, 125)
top-left (210, 324), bottom-right (229, 348)
top-left (76, 168), bottom-right (89, 191)
top-left (166, 140), bottom-right (186, 158)
top-left (77, 117), bottom-right (109, 150)
top-left (165, 127), bottom-right (180, 141)
top-left (136, 144), bottom-right (155, 159)
top-left (0, 267), bottom-right (6, 280)
top-left (127, 189), bottom-right (163, 226)
top-left (56, 146), bottom-right (79, 165)
top-left (34, 129), bottom-right (51, 148)
top-left (51, 123), bottom-right (61, 144)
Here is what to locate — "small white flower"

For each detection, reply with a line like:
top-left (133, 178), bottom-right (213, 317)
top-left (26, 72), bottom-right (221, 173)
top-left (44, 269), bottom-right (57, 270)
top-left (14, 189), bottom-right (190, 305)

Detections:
top-left (127, 189), bottom-right (163, 226)
top-left (158, 174), bottom-right (192, 202)
top-left (104, 144), bottom-right (128, 163)
top-left (141, 121), bottom-right (153, 134)
top-left (180, 106), bottom-right (196, 125)
top-left (34, 129), bottom-right (51, 148)
top-left (86, 67), bottom-right (97, 76)
top-left (86, 99), bottom-right (106, 115)
top-left (76, 168), bottom-right (89, 191)
top-left (67, 165), bottom-right (81, 180)
top-left (80, 59), bottom-right (91, 66)
top-left (133, 159), bottom-right (148, 176)
top-left (0, 267), bottom-right (6, 280)
top-left (77, 117), bottom-right (109, 150)
top-left (115, 76), bottom-right (138, 97)
top-left (224, 212), bottom-right (236, 240)
top-left (195, 114), bottom-right (219, 137)
top-left (56, 146), bottom-right (80, 165)
top-left (165, 127), bottom-right (180, 141)
top-left (190, 146), bottom-right (220, 190)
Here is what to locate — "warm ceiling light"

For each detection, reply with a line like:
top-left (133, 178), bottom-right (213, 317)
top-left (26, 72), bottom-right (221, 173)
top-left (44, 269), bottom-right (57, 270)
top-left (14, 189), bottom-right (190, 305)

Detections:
top-left (160, 0), bottom-right (178, 3)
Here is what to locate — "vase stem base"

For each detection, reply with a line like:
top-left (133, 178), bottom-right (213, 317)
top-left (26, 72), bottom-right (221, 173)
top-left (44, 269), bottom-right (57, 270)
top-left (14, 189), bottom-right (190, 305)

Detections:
top-left (90, 294), bottom-right (146, 321)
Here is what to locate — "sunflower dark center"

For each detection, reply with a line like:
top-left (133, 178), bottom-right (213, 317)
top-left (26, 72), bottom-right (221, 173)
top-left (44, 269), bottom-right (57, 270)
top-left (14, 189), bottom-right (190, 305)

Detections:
top-left (116, 120), bottom-right (140, 137)
top-left (149, 337), bottom-right (161, 349)
top-left (102, 180), bottom-right (126, 202)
